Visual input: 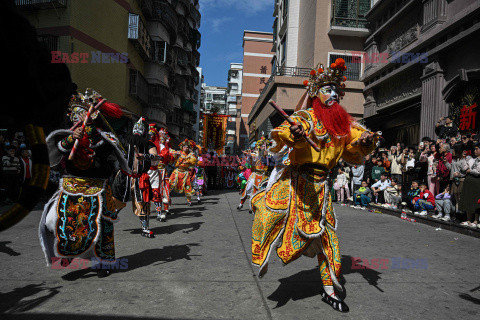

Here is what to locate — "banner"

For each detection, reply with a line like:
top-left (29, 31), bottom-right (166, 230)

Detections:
top-left (202, 113), bottom-right (229, 155)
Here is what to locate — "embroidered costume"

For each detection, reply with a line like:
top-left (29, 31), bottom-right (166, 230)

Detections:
top-left (251, 59), bottom-right (378, 312)
top-left (112, 117), bottom-right (158, 238)
top-left (154, 128), bottom-right (174, 221)
top-left (39, 89), bottom-right (128, 276)
top-left (169, 139), bottom-right (198, 205)
top-left (237, 138), bottom-right (269, 212)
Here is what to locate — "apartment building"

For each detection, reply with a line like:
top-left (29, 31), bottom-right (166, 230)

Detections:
top-left (362, 0), bottom-right (480, 144)
top-left (227, 63), bottom-right (243, 154)
top-left (248, 0), bottom-right (370, 143)
top-left (239, 31), bottom-right (274, 149)
top-left (15, 0), bottom-right (201, 145)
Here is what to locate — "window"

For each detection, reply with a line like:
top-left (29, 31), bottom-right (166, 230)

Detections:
top-left (152, 41), bottom-right (168, 63)
top-left (329, 53), bottom-right (361, 81)
top-left (282, 0), bottom-right (289, 20)
top-left (280, 37), bottom-right (287, 66)
top-left (38, 35), bottom-right (59, 52)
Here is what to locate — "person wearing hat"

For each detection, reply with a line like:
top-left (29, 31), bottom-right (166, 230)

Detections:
top-left (169, 139), bottom-right (198, 206)
top-left (251, 59), bottom-right (378, 312)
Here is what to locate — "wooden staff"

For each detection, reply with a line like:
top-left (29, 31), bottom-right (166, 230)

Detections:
top-left (268, 100), bottom-right (321, 152)
top-left (68, 99), bottom-right (106, 160)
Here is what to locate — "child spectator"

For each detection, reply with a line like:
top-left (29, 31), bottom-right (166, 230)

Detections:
top-left (371, 173), bottom-right (391, 204)
top-left (384, 178), bottom-right (402, 208)
top-left (353, 180), bottom-right (372, 209)
top-left (433, 185), bottom-right (453, 222)
top-left (371, 159), bottom-right (385, 183)
top-left (413, 182), bottom-right (435, 216)
top-left (334, 168), bottom-right (350, 204)
top-left (404, 180), bottom-right (421, 212)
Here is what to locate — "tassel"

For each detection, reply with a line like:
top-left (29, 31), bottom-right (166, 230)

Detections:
top-left (100, 100), bottom-right (124, 118)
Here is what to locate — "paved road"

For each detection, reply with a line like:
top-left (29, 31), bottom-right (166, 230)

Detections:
top-left (0, 190), bottom-right (479, 320)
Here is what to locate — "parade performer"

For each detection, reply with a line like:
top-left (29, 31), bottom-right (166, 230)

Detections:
top-left (39, 89), bottom-right (128, 277)
top-left (251, 59), bottom-right (378, 312)
top-left (237, 138), bottom-right (269, 211)
top-left (237, 162), bottom-right (252, 194)
top-left (155, 128), bottom-right (173, 221)
top-left (193, 154), bottom-right (206, 203)
top-left (170, 139), bottom-right (197, 206)
top-left (113, 117), bottom-right (159, 238)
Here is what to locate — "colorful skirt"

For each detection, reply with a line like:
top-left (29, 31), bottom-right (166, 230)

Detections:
top-left (170, 168), bottom-right (195, 196)
top-left (240, 171), bottom-right (268, 201)
top-left (251, 165), bottom-right (341, 288)
top-left (39, 177), bottom-right (118, 266)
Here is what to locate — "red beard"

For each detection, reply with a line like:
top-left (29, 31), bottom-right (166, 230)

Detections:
top-left (312, 98), bottom-right (352, 138)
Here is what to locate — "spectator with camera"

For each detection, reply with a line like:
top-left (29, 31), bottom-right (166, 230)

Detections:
top-left (435, 116), bottom-right (458, 140)
top-left (459, 143), bottom-right (480, 228)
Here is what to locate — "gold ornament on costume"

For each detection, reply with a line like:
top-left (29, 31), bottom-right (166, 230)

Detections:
top-left (303, 58), bottom-right (348, 98)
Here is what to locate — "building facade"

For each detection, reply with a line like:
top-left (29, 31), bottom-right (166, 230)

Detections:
top-left (226, 63), bottom-right (243, 154)
top-left (247, 0), bottom-right (370, 144)
top-left (362, 0), bottom-right (480, 145)
top-left (239, 31), bottom-right (274, 150)
top-left (15, 0), bottom-right (201, 145)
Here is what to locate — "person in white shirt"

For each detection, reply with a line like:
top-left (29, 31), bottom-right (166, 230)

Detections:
top-left (371, 173), bottom-right (391, 204)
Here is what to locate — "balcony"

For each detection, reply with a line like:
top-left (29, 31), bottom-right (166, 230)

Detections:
top-left (189, 29), bottom-right (201, 50)
top-left (152, 0), bottom-right (178, 37)
top-left (192, 50), bottom-right (200, 67)
top-left (328, 0), bottom-right (370, 37)
top-left (135, 0), bottom-right (153, 18)
top-left (149, 84), bottom-right (173, 108)
top-left (128, 13), bottom-right (153, 60)
top-left (129, 69), bottom-right (149, 105)
top-left (174, 46), bottom-right (189, 68)
top-left (190, 3), bottom-right (201, 28)
top-left (15, 0), bottom-right (67, 9)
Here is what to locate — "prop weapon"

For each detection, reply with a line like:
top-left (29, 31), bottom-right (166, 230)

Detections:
top-left (268, 100), bottom-right (321, 152)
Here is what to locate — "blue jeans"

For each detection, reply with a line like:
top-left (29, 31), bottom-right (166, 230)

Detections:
top-left (414, 199), bottom-right (434, 211)
top-left (354, 194), bottom-right (370, 207)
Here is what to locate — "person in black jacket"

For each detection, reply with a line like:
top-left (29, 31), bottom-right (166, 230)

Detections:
top-left (435, 116), bottom-right (458, 140)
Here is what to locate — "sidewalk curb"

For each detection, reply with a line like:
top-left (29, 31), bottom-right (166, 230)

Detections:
top-left (345, 202), bottom-right (480, 239)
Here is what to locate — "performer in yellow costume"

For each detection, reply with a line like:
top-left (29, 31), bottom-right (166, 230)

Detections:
top-left (237, 137), bottom-right (269, 212)
top-left (170, 139), bottom-right (198, 206)
top-left (251, 59), bottom-right (378, 312)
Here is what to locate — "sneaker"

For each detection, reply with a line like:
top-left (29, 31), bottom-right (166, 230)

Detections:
top-left (414, 211), bottom-right (420, 215)
top-left (360, 207), bottom-right (366, 210)
top-left (419, 211), bottom-right (428, 216)
top-left (237, 204), bottom-right (243, 211)
top-left (442, 216), bottom-right (451, 222)
top-left (432, 214), bottom-right (441, 219)
top-left (460, 221), bottom-right (471, 226)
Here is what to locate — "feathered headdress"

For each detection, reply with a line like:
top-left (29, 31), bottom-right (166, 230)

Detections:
top-left (179, 138), bottom-right (195, 149)
top-left (303, 58), bottom-right (348, 98)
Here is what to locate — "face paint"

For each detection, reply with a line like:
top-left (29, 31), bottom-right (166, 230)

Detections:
top-left (70, 107), bottom-right (87, 123)
top-left (133, 122), bottom-right (146, 136)
top-left (317, 85), bottom-right (339, 106)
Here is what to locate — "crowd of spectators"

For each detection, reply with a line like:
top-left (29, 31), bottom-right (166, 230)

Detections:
top-left (330, 116), bottom-right (480, 229)
top-left (0, 131), bottom-right (33, 205)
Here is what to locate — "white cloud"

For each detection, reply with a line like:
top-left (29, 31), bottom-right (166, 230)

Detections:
top-left (211, 17), bottom-right (232, 32)
top-left (200, 0), bottom-right (273, 14)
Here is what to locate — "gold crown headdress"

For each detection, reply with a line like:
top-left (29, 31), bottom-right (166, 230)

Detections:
top-left (158, 128), bottom-right (170, 143)
top-left (68, 88), bottom-right (102, 122)
top-left (303, 58), bottom-right (348, 98)
top-left (255, 136), bottom-right (269, 150)
top-left (179, 138), bottom-right (195, 149)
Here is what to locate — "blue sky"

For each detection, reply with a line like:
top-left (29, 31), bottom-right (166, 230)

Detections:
top-left (198, 0), bottom-right (274, 87)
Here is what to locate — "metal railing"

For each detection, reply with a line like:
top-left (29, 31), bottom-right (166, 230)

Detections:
top-left (15, 0), bottom-right (67, 9)
top-left (129, 70), bottom-right (149, 105)
top-left (152, 0), bottom-right (178, 30)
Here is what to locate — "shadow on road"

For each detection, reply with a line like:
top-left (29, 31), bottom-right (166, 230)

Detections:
top-left (62, 244), bottom-right (200, 281)
top-left (0, 283), bottom-right (61, 313)
top-left (267, 255), bottom-right (383, 308)
top-left (458, 293), bottom-right (480, 305)
top-left (0, 241), bottom-right (21, 256)
top-left (124, 222), bottom-right (204, 235)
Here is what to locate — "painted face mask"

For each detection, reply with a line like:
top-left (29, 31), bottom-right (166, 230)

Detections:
top-left (70, 106), bottom-right (87, 123)
top-left (317, 85), bottom-right (339, 106)
top-left (133, 118), bottom-right (146, 136)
